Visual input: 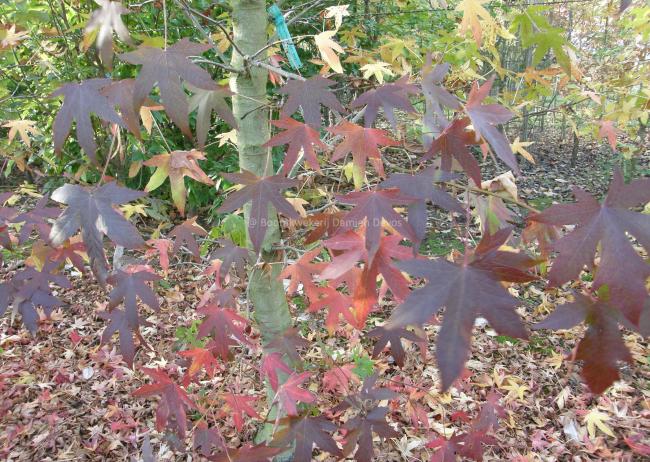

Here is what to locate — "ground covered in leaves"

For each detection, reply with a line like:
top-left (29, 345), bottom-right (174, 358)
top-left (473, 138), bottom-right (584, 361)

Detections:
top-left (1, 140), bottom-right (649, 461)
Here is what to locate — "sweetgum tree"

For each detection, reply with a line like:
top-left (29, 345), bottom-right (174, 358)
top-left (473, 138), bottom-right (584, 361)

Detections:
top-left (0, 0), bottom-right (648, 460)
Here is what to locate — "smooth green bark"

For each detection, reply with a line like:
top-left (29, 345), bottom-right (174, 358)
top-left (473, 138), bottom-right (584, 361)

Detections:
top-left (229, 1), bottom-right (293, 456)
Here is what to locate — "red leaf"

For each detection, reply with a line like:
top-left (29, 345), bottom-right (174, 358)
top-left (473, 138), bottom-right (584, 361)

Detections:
top-left (534, 292), bottom-right (633, 393)
top-left (350, 75), bottom-right (418, 129)
top-left (597, 120), bottom-right (622, 150)
top-left (208, 238), bottom-right (253, 282)
top-left (51, 79), bottom-right (125, 162)
top-left (271, 415), bottom-right (342, 462)
top-left (308, 286), bottom-right (356, 332)
top-left (133, 368), bottom-right (197, 438)
top-left (335, 188), bottom-right (416, 262)
top-left (197, 304), bottom-right (250, 361)
top-left (530, 169), bottom-right (650, 326)
top-left (218, 170), bottom-right (299, 253)
top-left (179, 347), bottom-right (220, 380)
top-left (278, 75), bottom-right (345, 128)
top-left (388, 228), bottom-right (537, 390)
top-left (260, 352), bottom-right (293, 391)
top-left (222, 393), bottom-right (259, 431)
top-left (11, 194), bottom-right (59, 244)
top-left (465, 76), bottom-right (518, 174)
top-left (169, 217), bottom-right (207, 261)
top-left (145, 238), bottom-right (173, 272)
top-left (264, 117), bottom-right (327, 174)
top-left (421, 118), bottom-right (481, 185)
top-left (119, 39), bottom-right (216, 138)
top-left (380, 167), bottom-right (464, 246)
top-left (624, 434), bottom-right (650, 456)
top-left (275, 372), bottom-right (316, 416)
top-left (328, 121), bottom-right (398, 184)
top-left (279, 247), bottom-right (326, 301)
top-left (322, 363), bottom-right (359, 394)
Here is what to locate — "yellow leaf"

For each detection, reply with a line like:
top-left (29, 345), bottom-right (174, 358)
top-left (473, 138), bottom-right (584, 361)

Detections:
top-left (456, 0), bottom-right (493, 46)
top-left (511, 137), bottom-right (535, 163)
top-left (216, 129), bottom-right (237, 147)
top-left (500, 378), bottom-right (529, 401)
top-left (324, 4), bottom-right (350, 30)
top-left (339, 26), bottom-right (365, 47)
top-left (140, 106), bottom-right (154, 135)
top-left (1, 25), bottom-right (29, 48)
top-left (128, 161), bottom-right (143, 178)
top-left (120, 203), bottom-right (148, 220)
top-left (210, 30), bottom-right (232, 54)
top-left (2, 120), bottom-right (40, 147)
top-left (286, 197), bottom-right (309, 218)
top-left (584, 409), bottom-right (615, 439)
top-left (314, 30), bottom-right (344, 74)
top-left (360, 61), bottom-right (394, 84)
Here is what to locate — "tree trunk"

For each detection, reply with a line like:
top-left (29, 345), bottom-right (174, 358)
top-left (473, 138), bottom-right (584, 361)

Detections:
top-left (229, 0), bottom-right (293, 456)
top-left (570, 131), bottom-right (579, 167)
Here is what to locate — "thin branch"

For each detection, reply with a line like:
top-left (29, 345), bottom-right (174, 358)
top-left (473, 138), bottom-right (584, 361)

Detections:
top-left (177, 0), bottom-right (245, 59)
top-left (249, 59), bottom-right (306, 81)
top-left (192, 57), bottom-right (241, 74)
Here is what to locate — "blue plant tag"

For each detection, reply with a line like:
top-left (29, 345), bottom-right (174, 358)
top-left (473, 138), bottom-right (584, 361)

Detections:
top-left (268, 4), bottom-right (302, 70)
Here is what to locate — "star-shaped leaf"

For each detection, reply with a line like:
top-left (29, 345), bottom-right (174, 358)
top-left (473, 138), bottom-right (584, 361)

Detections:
top-left (193, 421), bottom-right (224, 457)
top-left (335, 188), bottom-right (416, 261)
top-left (2, 264), bottom-right (71, 334)
top-left (84, 0), bottom-right (133, 67)
top-left (188, 84), bottom-right (237, 149)
top-left (144, 150), bottom-right (213, 216)
top-left (421, 117), bottom-right (481, 185)
top-left (133, 368), bottom-right (197, 438)
top-left (49, 183), bottom-right (145, 285)
top-left (368, 326), bottom-right (423, 367)
top-left (119, 39), bottom-right (216, 138)
top-left (360, 61), bottom-right (394, 84)
top-left (530, 170), bottom-right (650, 325)
top-left (101, 78), bottom-right (147, 138)
top-left (534, 293), bottom-right (633, 394)
top-left (263, 117), bottom-right (327, 174)
top-left (3, 120), bottom-right (40, 146)
top-left (100, 267), bottom-right (160, 366)
top-left (328, 121), bottom-right (398, 189)
top-left (196, 304), bottom-right (250, 360)
top-left (278, 76), bottom-right (345, 128)
top-left (179, 347), bottom-right (220, 382)
top-left (456, 0), bottom-right (493, 46)
top-left (381, 167), bottom-right (464, 246)
top-left (279, 247), bottom-right (326, 301)
top-left (465, 76), bottom-right (519, 174)
top-left (350, 75), bottom-right (418, 129)
top-left (260, 352), bottom-right (293, 391)
top-left (51, 78), bottom-right (125, 162)
top-left (11, 194), bottom-right (60, 244)
top-left (209, 238), bottom-right (253, 283)
top-left (421, 59), bottom-right (461, 145)
top-left (308, 286), bottom-right (356, 332)
top-left (218, 170), bottom-right (299, 253)
top-left (222, 393), bottom-right (259, 431)
top-left (334, 375), bottom-right (399, 462)
top-left (272, 415), bottom-right (342, 462)
top-left (388, 228), bottom-right (537, 390)
top-left (314, 30), bottom-right (344, 73)
top-left (168, 217), bottom-right (207, 260)
top-left (276, 372), bottom-right (316, 416)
